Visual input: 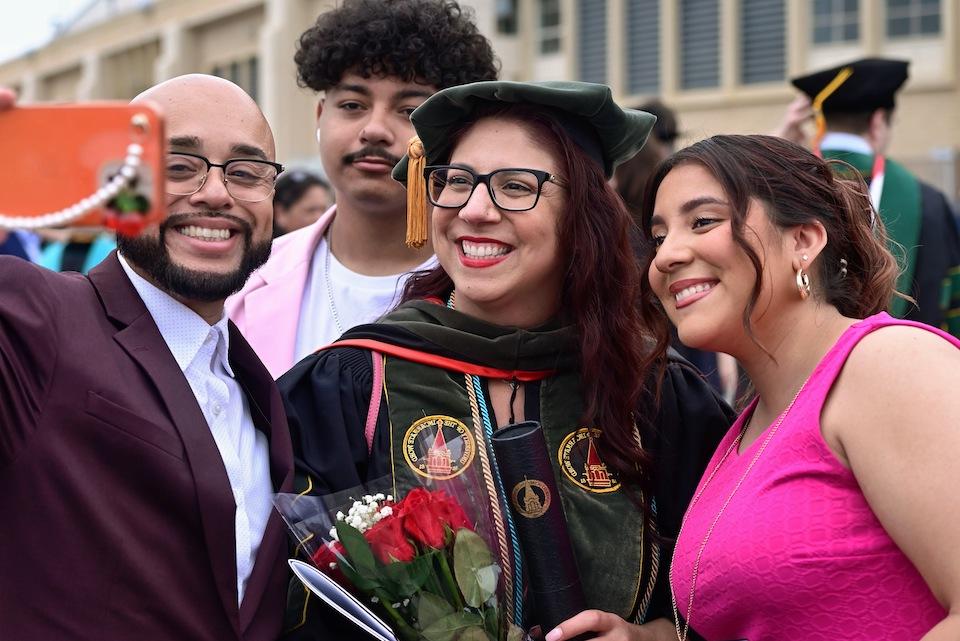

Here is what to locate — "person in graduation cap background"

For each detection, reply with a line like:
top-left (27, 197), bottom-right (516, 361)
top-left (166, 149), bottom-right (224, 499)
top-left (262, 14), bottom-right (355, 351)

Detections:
top-left (778, 57), bottom-right (960, 337)
top-left (278, 80), bottom-right (734, 640)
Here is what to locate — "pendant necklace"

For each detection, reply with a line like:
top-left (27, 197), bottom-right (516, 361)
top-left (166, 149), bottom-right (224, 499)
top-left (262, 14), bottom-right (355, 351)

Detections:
top-left (670, 379), bottom-right (809, 641)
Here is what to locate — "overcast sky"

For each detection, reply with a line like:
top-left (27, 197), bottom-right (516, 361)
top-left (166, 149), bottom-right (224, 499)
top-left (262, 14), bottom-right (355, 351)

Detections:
top-left (0, 0), bottom-right (93, 64)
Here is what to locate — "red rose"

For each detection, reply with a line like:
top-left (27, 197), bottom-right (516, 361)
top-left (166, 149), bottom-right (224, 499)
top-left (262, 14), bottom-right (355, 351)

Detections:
top-left (365, 515), bottom-right (416, 564)
top-left (311, 540), bottom-right (348, 583)
top-left (403, 490), bottom-right (446, 549)
top-left (401, 489), bottom-right (474, 549)
top-left (433, 491), bottom-right (472, 533)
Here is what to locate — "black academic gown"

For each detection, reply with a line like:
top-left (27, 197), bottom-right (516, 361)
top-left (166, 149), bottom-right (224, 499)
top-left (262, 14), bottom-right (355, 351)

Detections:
top-left (278, 306), bottom-right (732, 639)
top-left (912, 181), bottom-right (960, 329)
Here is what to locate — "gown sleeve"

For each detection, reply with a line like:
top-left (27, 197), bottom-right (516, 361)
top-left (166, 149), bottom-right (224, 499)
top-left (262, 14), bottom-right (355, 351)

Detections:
top-left (276, 347), bottom-right (392, 640)
top-left (642, 352), bottom-right (737, 629)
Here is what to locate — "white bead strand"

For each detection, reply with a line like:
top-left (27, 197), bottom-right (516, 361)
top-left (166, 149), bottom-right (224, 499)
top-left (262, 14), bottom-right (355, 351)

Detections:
top-left (0, 142), bottom-right (145, 231)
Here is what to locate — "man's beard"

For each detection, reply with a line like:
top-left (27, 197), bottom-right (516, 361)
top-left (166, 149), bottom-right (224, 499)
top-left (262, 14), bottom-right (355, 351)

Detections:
top-left (118, 212), bottom-right (271, 303)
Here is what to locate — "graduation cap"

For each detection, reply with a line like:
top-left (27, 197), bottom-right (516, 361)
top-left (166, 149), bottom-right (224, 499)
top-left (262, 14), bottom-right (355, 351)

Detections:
top-left (791, 58), bottom-right (909, 152)
top-left (392, 80), bottom-right (656, 248)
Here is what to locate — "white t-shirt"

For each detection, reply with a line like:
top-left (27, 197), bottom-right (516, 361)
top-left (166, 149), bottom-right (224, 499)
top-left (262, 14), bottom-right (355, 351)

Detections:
top-left (293, 235), bottom-right (437, 362)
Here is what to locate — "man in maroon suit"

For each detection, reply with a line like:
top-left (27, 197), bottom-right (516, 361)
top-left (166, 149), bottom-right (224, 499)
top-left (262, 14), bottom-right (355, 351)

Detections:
top-left (0, 75), bottom-right (293, 640)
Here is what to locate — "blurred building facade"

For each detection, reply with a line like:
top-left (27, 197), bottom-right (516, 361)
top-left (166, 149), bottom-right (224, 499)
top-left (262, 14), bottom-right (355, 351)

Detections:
top-left (1, 0), bottom-right (956, 198)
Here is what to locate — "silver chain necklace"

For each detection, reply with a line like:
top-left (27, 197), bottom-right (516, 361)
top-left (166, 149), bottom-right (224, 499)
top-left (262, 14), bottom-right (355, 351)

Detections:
top-left (324, 234), bottom-right (345, 336)
top-left (670, 379), bottom-right (809, 641)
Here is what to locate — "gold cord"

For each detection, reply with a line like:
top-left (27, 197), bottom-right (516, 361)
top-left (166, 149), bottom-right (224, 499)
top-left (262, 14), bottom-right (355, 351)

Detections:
top-left (465, 370), bottom-right (514, 623)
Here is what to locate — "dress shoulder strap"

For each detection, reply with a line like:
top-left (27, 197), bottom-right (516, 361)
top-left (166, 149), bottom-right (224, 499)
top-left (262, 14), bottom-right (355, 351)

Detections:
top-left (803, 313), bottom-right (960, 410)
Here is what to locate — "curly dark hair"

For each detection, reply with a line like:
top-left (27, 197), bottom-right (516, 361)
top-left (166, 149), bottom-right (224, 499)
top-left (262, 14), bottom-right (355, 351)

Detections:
top-left (295, 0), bottom-right (499, 92)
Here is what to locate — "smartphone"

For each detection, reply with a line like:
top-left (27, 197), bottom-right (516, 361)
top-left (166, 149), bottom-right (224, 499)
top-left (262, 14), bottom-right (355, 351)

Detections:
top-left (0, 102), bottom-right (165, 236)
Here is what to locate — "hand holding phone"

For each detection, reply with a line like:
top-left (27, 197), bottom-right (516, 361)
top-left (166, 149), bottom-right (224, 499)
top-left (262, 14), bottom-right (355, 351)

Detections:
top-left (0, 102), bottom-right (165, 236)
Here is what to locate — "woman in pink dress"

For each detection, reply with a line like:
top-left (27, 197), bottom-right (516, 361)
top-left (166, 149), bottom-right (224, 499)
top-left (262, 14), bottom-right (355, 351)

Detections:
top-left (638, 134), bottom-right (960, 640)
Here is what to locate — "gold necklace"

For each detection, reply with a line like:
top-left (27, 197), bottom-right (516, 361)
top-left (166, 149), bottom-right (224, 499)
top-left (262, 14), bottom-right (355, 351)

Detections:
top-left (670, 382), bottom-right (808, 641)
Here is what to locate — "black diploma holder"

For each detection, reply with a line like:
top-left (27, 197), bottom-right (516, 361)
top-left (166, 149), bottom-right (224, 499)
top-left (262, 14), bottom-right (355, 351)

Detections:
top-left (491, 421), bottom-right (589, 641)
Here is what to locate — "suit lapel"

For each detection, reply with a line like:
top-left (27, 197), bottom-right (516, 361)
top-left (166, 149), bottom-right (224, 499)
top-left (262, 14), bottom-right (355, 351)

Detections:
top-left (89, 254), bottom-right (242, 632)
top-left (229, 325), bottom-right (295, 630)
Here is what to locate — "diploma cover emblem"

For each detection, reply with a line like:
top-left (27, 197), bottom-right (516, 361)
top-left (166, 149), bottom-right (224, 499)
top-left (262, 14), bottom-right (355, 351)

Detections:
top-left (511, 478), bottom-right (551, 519)
top-left (403, 415), bottom-right (476, 480)
top-left (558, 428), bottom-right (621, 493)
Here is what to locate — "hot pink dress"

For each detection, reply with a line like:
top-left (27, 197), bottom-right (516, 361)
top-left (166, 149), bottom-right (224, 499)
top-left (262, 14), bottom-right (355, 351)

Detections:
top-left (670, 314), bottom-right (954, 640)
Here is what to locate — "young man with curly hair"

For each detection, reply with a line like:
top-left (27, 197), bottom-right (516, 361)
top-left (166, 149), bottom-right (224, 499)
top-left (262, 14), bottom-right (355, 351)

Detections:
top-left (228, 0), bottom-right (499, 378)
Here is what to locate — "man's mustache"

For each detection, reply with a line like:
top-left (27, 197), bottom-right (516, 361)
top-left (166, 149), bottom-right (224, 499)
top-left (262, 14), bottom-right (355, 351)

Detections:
top-left (342, 146), bottom-right (402, 167)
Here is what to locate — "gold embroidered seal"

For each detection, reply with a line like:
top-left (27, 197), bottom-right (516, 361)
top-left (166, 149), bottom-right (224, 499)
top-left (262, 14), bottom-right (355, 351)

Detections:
top-left (558, 427), bottom-right (621, 493)
top-left (402, 415), bottom-right (476, 480)
top-left (511, 479), bottom-right (551, 519)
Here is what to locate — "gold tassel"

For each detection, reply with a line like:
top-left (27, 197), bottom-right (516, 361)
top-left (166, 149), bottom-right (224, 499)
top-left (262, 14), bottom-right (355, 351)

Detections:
top-left (811, 66), bottom-right (853, 157)
top-left (405, 136), bottom-right (428, 249)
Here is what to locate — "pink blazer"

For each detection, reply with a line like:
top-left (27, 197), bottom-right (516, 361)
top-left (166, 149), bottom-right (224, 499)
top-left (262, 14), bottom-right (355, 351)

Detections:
top-left (226, 205), bottom-right (336, 379)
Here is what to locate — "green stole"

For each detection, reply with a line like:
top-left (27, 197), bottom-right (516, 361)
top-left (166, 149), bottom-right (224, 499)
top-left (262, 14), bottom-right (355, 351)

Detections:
top-left (822, 149), bottom-right (921, 317)
top-left (362, 301), bottom-right (647, 621)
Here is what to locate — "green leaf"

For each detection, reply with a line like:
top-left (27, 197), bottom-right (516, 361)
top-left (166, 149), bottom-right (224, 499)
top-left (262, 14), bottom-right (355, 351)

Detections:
top-left (453, 529), bottom-right (497, 608)
top-left (420, 611), bottom-right (483, 641)
top-left (482, 606), bottom-right (499, 638)
top-left (336, 521), bottom-right (381, 585)
top-left (506, 623), bottom-right (525, 641)
top-left (456, 626), bottom-right (494, 641)
top-left (335, 555), bottom-right (381, 592)
top-left (416, 591), bottom-right (455, 630)
top-left (382, 553), bottom-right (434, 597)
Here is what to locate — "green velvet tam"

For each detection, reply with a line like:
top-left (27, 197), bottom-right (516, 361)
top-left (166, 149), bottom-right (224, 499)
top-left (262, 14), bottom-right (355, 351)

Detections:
top-left (392, 80), bottom-right (656, 182)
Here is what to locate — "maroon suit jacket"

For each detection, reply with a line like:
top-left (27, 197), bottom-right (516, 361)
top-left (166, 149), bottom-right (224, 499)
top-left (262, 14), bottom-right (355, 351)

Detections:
top-left (0, 254), bottom-right (294, 640)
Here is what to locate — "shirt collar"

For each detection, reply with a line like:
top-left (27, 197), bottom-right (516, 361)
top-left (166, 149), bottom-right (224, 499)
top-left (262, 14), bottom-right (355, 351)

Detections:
top-left (820, 132), bottom-right (874, 155)
top-left (117, 253), bottom-right (234, 376)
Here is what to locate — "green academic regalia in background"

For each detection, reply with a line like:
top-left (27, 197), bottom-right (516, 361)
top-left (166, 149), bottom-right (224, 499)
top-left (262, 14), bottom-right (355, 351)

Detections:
top-left (824, 150), bottom-right (960, 336)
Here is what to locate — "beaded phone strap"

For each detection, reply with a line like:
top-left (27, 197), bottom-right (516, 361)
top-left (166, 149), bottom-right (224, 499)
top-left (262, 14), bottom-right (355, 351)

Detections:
top-left (0, 113), bottom-right (149, 231)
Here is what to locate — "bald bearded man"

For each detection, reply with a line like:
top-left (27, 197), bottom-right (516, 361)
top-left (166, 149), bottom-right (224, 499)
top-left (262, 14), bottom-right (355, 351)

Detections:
top-left (0, 75), bottom-right (293, 640)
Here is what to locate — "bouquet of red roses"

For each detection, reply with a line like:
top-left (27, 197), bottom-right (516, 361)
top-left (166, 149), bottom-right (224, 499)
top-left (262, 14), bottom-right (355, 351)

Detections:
top-left (276, 481), bottom-right (520, 641)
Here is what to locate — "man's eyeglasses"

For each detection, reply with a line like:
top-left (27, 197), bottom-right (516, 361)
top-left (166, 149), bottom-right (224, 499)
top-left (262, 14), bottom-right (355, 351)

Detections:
top-left (425, 165), bottom-right (565, 212)
top-left (166, 152), bottom-right (284, 203)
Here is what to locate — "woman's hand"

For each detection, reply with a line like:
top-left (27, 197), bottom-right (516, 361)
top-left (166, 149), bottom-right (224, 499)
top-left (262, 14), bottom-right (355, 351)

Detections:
top-left (544, 611), bottom-right (676, 641)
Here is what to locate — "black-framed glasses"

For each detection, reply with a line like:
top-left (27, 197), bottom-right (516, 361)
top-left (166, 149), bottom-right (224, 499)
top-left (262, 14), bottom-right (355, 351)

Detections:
top-left (166, 152), bottom-right (284, 203)
top-left (425, 165), bottom-right (565, 212)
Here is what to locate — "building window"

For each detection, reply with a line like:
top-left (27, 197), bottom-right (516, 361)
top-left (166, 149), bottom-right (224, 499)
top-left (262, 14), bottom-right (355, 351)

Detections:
top-left (578, 0), bottom-right (607, 83)
top-left (211, 55), bottom-right (259, 102)
top-left (887, 0), bottom-right (940, 38)
top-left (680, 0), bottom-right (720, 90)
top-left (496, 0), bottom-right (518, 34)
top-left (741, 0), bottom-right (785, 84)
top-left (626, 0), bottom-right (660, 95)
top-left (539, 0), bottom-right (562, 54)
top-left (813, 0), bottom-right (859, 43)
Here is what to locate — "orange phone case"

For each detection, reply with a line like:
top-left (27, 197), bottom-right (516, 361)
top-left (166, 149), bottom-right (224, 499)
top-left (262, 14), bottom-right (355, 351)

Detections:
top-left (0, 102), bottom-right (164, 233)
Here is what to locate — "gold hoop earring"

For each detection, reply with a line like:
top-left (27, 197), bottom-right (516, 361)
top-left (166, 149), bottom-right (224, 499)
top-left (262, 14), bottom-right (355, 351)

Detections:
top-left (796, 268), bottom-right (811, 300)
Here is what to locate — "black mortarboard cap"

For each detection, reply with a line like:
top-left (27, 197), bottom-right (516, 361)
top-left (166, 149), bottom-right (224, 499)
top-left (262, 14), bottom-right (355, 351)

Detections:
top-left (791, 57), bottom-right (910, 114)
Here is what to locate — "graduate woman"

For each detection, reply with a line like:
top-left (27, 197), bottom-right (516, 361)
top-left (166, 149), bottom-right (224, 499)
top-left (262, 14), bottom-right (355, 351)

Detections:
top-left (279, 81), bottom-right (732, 640)
top-left (641, 134), bottom-right (960, 640)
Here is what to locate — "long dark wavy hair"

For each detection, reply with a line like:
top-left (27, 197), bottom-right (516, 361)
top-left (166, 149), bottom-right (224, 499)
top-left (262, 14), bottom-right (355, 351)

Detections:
top-left (637, 134), bottom-right (901, 355)
top-left (402, 104), bottom-right (658, 498)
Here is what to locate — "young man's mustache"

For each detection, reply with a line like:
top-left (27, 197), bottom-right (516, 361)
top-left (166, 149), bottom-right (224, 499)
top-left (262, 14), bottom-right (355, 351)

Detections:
top-left (342, 146), bottom-right (402, 167)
